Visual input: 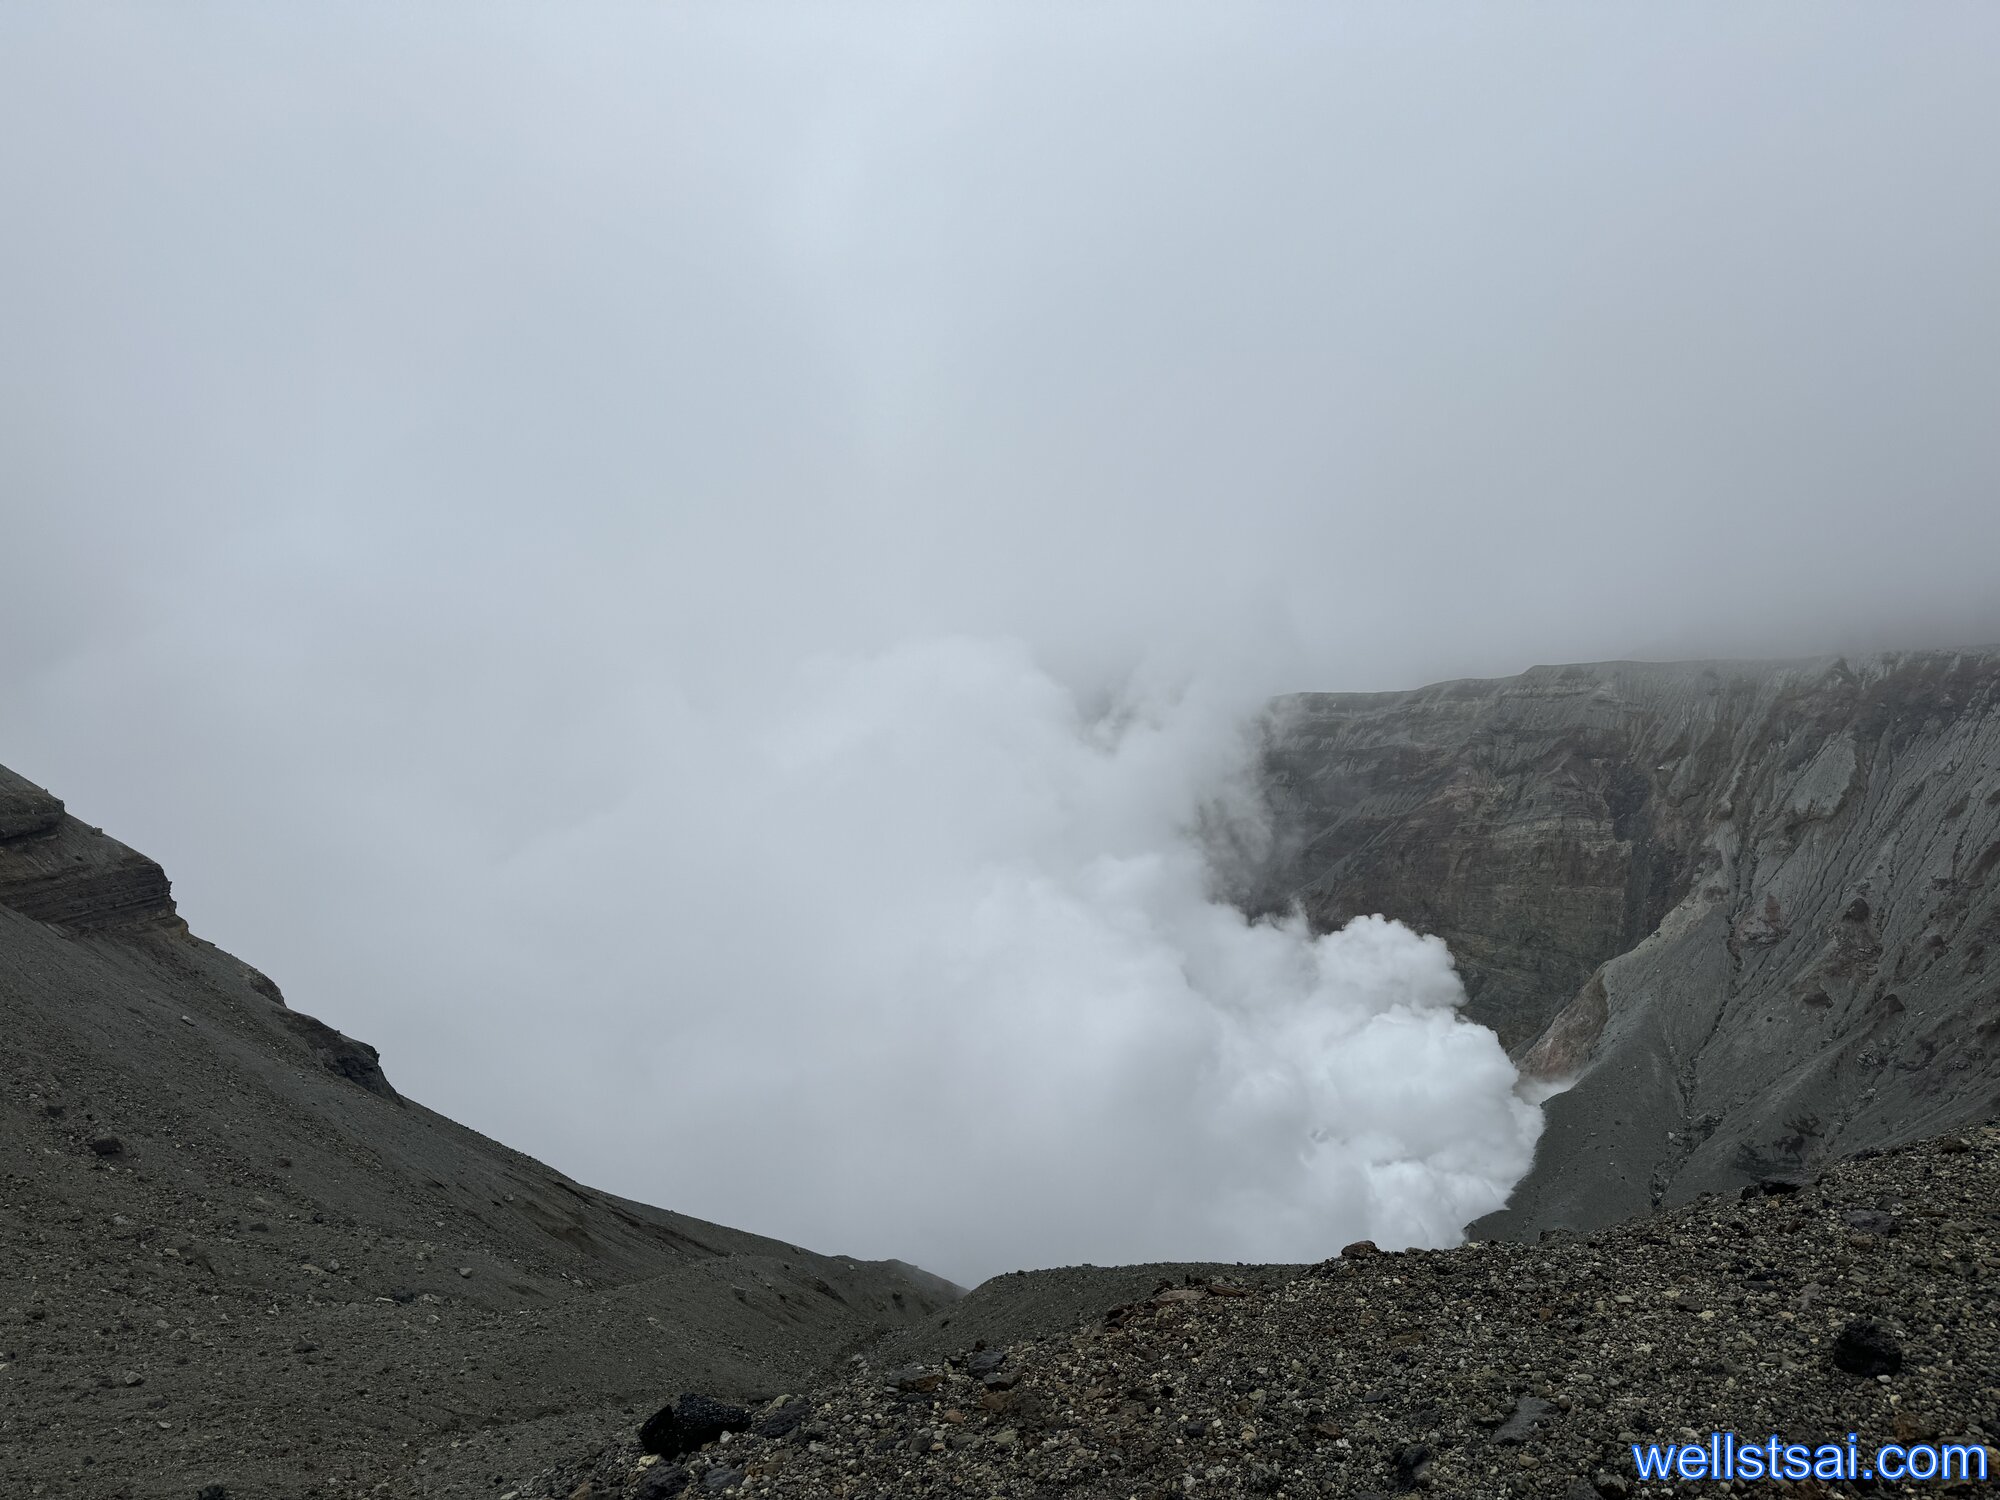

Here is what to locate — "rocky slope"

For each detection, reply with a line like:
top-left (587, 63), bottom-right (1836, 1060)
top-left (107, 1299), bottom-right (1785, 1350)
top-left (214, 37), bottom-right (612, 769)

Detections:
top-left (0, 767), bottom-right (959, 1500)
top-left (1254, 650), bottom-right (2000, 1237)
top-left (551, 1127), bottom-right (2000, 1500)
top-left (14, 646), bottom-right (1999, 1498)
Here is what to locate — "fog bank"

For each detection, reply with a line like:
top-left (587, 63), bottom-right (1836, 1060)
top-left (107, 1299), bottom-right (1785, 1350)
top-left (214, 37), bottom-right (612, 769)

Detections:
top-left (4, 4), bottom-right (1998, 1277)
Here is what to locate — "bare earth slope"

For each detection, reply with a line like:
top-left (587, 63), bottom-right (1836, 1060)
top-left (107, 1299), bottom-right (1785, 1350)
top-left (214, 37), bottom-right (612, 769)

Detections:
top-left (0, 767), bottom-right (957, 1500)
top-left (1257, 649), bottom-right (2000, 1237)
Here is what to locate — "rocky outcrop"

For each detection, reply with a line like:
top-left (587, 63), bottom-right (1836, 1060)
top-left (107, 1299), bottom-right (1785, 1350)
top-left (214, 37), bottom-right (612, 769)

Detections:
top-left (1257, 649), bottom-right (2000, 1236)
top-left (276, 1006), bottom-right (403, 1100)
top-left (0, 767), bottom-right (178, 929)
top-left (0, 762), bottom-right (66, 839)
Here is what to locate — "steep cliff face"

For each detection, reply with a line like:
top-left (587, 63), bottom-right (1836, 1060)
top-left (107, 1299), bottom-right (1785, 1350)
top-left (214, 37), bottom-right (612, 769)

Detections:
top-left (1260, 649), bottom-right (2000, 1236)
top-left (0, 763), bottom-right (178, 929)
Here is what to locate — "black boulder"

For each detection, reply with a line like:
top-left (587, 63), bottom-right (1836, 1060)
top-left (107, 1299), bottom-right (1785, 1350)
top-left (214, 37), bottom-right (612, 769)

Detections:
top-left (1831, 1319), bottom-right (1903, 1377)
top-left (639, 1393), bottom-right (751, 1458)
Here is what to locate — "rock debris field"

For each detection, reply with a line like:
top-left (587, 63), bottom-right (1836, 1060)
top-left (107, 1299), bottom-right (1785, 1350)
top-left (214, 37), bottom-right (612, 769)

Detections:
top-left (539, 1128), bottom-right (2000, 1500)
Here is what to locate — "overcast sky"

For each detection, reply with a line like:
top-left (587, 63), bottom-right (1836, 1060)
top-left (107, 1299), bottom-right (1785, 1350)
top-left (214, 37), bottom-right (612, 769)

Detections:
top-left (4, 5), bottom-right (1999, 1281)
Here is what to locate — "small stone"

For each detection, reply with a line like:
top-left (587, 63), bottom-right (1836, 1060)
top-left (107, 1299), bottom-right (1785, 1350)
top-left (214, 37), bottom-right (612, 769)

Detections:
top-left (967, 1348), bottom-right (1007, 1377)
top-left (1842, 1208), bottom-right (1897, 1236)
top-left (700, 1468), bottom-right (743, 1492)
top-left (1494, 1395), bottom-right (1553, 1444)
top-left (1341, 1240), bottom-right (1380, 1259)
top-left (1392, 1441), bottom-right (1433, 1488)
top-left (121, 1371), bottom-right (143, 1387)
top-left (1892, 1411), bottom-right (1937, 1443)
top-left (631, 1465), bottom-right (690, 1499)
top-left (1938, 1136), bottom-right (1971, 1154)
top-left (1153, 1288), bottom-right (1203, 1305)
top-left (886, 1364), bottom-right (943, 1393)
top-left (457, 1266), bottom-right (473, 1278)
top-left (1832, 1319), bottom-right (1903, 1377)
top-left (752, 1399), bottom-right (810, 1439)
top-left (89, 1136), bottom-right (124, 1157)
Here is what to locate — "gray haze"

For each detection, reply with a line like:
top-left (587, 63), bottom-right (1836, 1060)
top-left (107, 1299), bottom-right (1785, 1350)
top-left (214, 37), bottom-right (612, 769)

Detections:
top-left (4, 5), bottom-right (1999, 1281)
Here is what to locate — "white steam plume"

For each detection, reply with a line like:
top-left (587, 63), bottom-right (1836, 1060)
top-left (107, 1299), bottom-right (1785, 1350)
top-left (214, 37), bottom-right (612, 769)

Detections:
top-left (492, 635), bottom-right (1541, 1284)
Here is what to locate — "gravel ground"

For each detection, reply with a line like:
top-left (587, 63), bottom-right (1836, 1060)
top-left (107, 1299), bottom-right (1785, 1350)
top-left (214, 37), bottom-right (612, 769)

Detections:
top-left (876, 1263), bottom-right (1307, 1371)
top-left (0, 888), bottom-right (957, 1500)
top-left (541, 1127), bottom-right (2000, 1500)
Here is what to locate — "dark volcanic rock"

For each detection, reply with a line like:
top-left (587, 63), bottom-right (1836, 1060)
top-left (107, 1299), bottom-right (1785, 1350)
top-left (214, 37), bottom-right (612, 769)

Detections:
top-left (751, 1398), bottom-right (810, 1439)
top-left (1392, 1441), bottom-right (1434, 1488)
top-left (966, 1347), bottom-right (1006, 1377)
top-left (277, 1008), bottom-right (401, 1100)
top-left (632, 1464), bottom-right (692, 1498)
top-left (640, 1394), bottom-right (751, 1457)
top-left (1841, 1207), bottom-right (1898, 1236)
top-left (886, 1362), bottom-right (943, 1393)
top-left (1493, 1394), bottom-right (1554, 1444)
top-left (1832, 1318), bottom-right (1905, 1377)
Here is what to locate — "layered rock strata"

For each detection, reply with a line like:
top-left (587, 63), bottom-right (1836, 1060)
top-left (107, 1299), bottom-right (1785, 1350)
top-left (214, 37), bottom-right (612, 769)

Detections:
top-left (1256, 650), bottom-right (2000, 1234)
